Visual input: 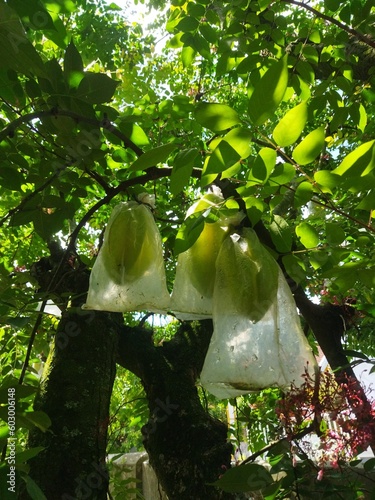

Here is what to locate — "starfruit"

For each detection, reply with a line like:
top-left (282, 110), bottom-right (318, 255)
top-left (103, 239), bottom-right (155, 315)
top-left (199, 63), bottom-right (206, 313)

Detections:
top-left (200, 228), bottom-right (317, 399)
top-left (82, 201), bottom-right (170, 313)
top-left (170, 192), bottom-right (243, 319)
top-left (101, 202), bottom-right (155, 284)
top-left (215, 228), bottom-right (279, 322)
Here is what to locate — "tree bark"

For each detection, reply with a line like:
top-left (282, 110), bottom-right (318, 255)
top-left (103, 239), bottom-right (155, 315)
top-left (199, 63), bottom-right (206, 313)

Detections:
top-left (26, 245), bottom-right (237, 499)
top-left (20, 309), bottom-right (120, 500)
top-left (117, 321), bottom-right (236, 500)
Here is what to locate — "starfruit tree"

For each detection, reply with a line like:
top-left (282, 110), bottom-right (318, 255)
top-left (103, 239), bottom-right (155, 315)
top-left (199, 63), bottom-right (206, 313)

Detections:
top-left (0, 0), bottom-right (375, 498)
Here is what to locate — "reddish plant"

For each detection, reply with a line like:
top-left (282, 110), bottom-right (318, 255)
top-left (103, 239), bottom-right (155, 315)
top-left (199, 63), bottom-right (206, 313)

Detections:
top-left (276, 369), bottom-right (375, 471)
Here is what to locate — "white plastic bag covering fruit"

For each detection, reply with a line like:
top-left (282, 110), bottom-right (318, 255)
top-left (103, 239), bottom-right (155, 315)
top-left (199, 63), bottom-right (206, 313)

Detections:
top-left (200, 228), bottom-right (316, 399)
top-left (82, 202), bottom-right (170, 313)
top-left (170, 192), bottom-right (242, 320)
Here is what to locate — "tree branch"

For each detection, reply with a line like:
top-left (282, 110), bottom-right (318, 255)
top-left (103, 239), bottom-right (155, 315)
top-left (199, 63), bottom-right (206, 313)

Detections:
top-left (68, 166), bottom-right (202, 250)
top-left (240, 423), bottom-right (316, 466)
top-left (0, 164), bottom-right (66, 228)
top-left (0, 108), bottom-right (144, 156)
top-left (281, 0), bottom-right (375, 49)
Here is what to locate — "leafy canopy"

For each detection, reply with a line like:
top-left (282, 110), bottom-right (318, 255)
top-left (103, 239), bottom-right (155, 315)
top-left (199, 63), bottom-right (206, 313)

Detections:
top-left (0, 0), bottom-right (375, 495)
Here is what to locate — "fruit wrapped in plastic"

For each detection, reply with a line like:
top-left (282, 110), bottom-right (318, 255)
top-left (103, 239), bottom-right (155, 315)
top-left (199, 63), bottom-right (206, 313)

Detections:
top-left (170, 191), bottom-right (243, 320)
top-left (83, 201), bottom-right (170, 313)
top-left (200, 228), bottom-right (317, 398)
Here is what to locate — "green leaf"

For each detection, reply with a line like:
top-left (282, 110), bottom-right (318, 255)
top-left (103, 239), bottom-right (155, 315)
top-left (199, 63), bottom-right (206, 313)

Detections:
top-left (320, 418), bottom-right (328, 433)
top-left (112, 148), bottom-right (127, 163)
top-left (170, 148), bottom-right (198, 195)
top-left (222, 127), bottom-right (252, 158)
top-left (330, 107), bottom-right (348, 133)
top-left (249, 148), bottom-right (276, 183)
top-left (358, 103), bottom-right (367, 132)
top-left (0, 69), bottom-right (24, 105)
top-left (17, 411), bottom-right (51, 432)
top-left (130, 143), bottom-right (177, 171)
top-left (177, 15), bottom-right (199, 32)
top-left (268, 163), bottom-right (295, 186)
top-left (314, 170), bottom-right (340, 193)
top-left (296, 222), bottom-right (319, 248)
top-left (326, 222), bottom-right (346, 245)
top-left (245, 196), bottom-right (267, 226)
top-left (119, 123), bottom-right (150, 147)
top-left (332, 140), bottom-right (375, 178)
top-left (3, 316), bottom-right (30, 328)
top-left (282, 254), bottom-right (306, 283)
top-left (325, 0), bottom-right (341, 11)
top-left (343, 349), bottom-right (369, 361)
top-left (363, 457), bottom-right (375, 472)
top-left (292, 127), bottom-right (325, 165)
top-left (0, 4), bottom-right (47, 77)
top-left (76, 73), bottom-right (119, 104)
top-left (0, 166), bottom-right (24, 191)
top-left (181, 45), bottom-right (196, 67)
top-left (15, 447), bottom-right (44, 464)
top-left (309, 250), bottom-right (329, 270)
top-left (294, 181), bottom-right (313, 207)
top-left (273, 101), bottom-right (308, 146)
top-left (248, 56), bottom-right (289, 125)
top-left (64, 40), bottom-right (84, 87)
top-left (174, 212), bottom-right (205, 255)
top-left (356, 190), bottom-right (375, 211)
top-left (199, 23), bottom-right (218, 43)
top-left (210, 463), bottom-right (273, 493)
top-left (204, 141), bottom-right (241, 175)
top-left (269, 215), bottom-right (292, 253)
top-left (8, 0), bottom-right (55, 30)
top-left (22, 474), bottom-right (48, 500)
top-left (195, 103), bottom-right (240, 132)
top-left (32, 199), bottom-right (77, 240)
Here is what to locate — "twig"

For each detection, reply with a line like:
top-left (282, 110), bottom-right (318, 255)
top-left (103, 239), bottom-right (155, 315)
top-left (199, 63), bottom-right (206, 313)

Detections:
top-left (18, 299), bottom-right (47, 385)
top-left (281, 0), bottom-right (375, 48)
top-left (0, 163), bottom-right (68, 228)
top-left (0, 108), bottom-right (143, 156)
top-left (239, 423), bottom-right (315, 466)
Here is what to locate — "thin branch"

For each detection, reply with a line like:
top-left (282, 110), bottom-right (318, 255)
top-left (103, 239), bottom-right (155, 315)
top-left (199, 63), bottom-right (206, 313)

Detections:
top-left (281, 0), bottom-right (375, 49)
top-left (254, 137), bottom-right (375, 235)
top-left (0, 108), bottom-right (144, 156)
top-left (18, 299), bottom-right (47, 385)
top-left (0, 107), bottom-right (145, 227)
top-left (0, 163), bottom-right (68, 228)
top-left (239, 423), bottom-right (315, 466)
top-left (68, 166), bottom-right (202, 250)
top-left (84, 167), bottom-right (112, 194)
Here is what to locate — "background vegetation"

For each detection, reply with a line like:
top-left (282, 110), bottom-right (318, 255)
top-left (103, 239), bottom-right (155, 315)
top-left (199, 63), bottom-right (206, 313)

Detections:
top-left (0, 0), bottom-right (374, 498)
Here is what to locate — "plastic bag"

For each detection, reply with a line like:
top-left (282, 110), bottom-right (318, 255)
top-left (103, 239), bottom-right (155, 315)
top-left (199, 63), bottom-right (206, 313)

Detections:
top-left (82, 202), bottom-right (170, 313)
top-left (200, 228), bottom-right (316, 399)
top-left (170, 192), bottom-right (243, 320)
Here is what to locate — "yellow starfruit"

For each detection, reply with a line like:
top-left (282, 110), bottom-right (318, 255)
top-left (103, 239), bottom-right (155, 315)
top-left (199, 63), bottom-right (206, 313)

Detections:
top-left (83, 202), bottom-right (170, 313)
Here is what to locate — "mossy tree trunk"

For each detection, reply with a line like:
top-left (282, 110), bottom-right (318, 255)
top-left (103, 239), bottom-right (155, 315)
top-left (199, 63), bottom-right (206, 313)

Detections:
top-left (25, 246), bottom-right (237, 499)
top-left (21, 309), bottom-right (120, 500)
top-left (117, 321), bottom-right (236, 500)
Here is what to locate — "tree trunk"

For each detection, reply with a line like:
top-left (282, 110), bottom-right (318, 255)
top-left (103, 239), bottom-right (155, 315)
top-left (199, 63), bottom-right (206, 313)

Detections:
top-left (20, 309), bottom-right (120, 500)
top-left (117, 321), bottom-right (236, 500)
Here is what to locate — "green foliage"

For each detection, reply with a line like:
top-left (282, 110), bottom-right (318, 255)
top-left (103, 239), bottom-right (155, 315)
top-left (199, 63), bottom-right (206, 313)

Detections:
top-left (0, 0), bottom-right (374, 495)
top-left (210, 462), bottom-right (273, 493)
top-left (248, 56), bottom-right (289, 126)
top-left (273, 101), bottom-right (308, 147)
top-left (292, 127), bottom-right (326, 165)
top-left (108, 366), bottom-right (148, 454)
top-left (195, 102), bottom-right (241, 132)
